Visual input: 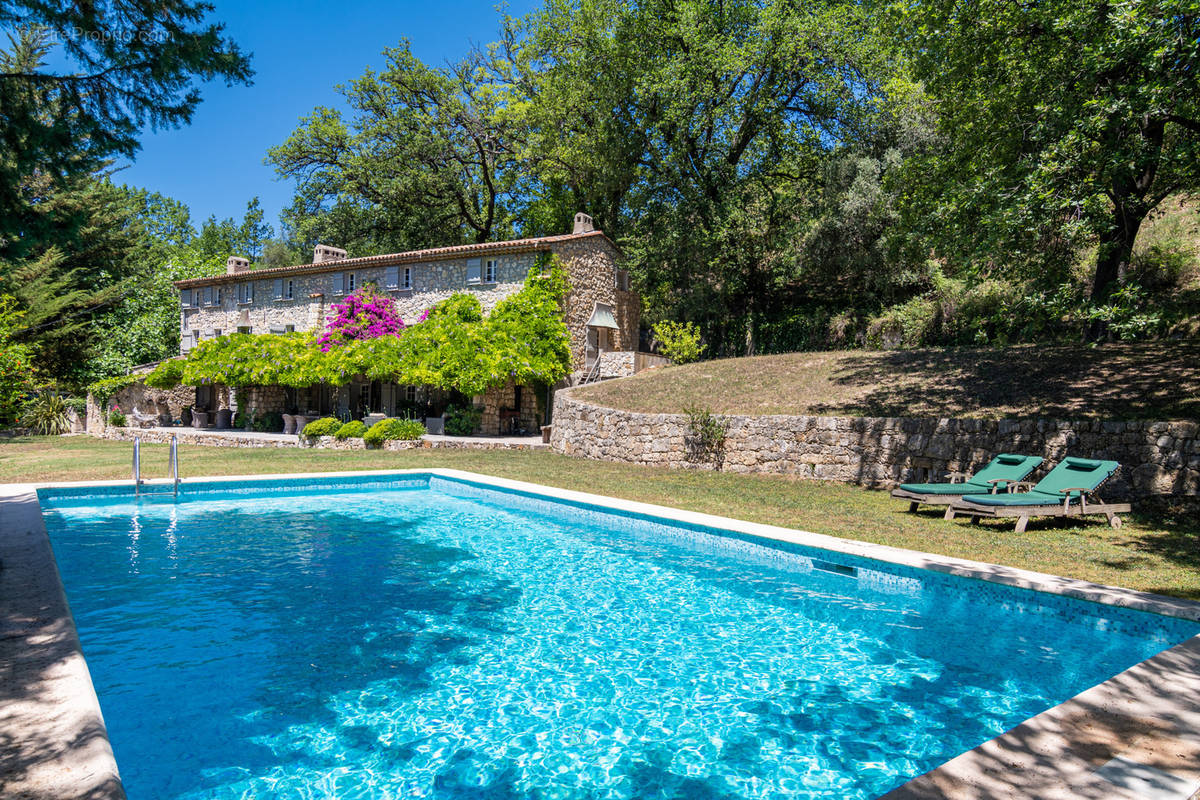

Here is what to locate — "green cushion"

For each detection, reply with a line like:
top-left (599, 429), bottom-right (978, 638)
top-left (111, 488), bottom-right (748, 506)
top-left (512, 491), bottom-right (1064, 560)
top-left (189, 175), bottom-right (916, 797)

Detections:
top-left (898, 481), bottom-right (989, 496)
top-left (960, 491), bottom-right (1064, 507)
top-left (971, 453), bottom-right (1043, 486)
top-left (1033, 457), bottom-right (1120, 496)
top-left (898, 453), bottom-right (1042, 498)
top-left (961, 457), bottom-right (1121, 508)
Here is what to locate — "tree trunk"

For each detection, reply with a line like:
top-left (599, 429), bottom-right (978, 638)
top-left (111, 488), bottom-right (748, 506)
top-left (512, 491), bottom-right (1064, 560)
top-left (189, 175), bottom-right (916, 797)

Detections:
top-left (1086, 204), bottom-right (1142, 342)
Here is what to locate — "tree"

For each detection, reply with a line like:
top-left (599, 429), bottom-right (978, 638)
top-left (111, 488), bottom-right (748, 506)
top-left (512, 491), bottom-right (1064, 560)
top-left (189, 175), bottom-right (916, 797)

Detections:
top-left (238, 197), bottom-right (273, 259)
top-left (268, 40), bottom-right (517, 253)
top-left (502, 0), bottom-right (879, 354)
top-left (0, 2), bottom-right (251, 229)
top-left (896, 0), bottom-right (1200, 334)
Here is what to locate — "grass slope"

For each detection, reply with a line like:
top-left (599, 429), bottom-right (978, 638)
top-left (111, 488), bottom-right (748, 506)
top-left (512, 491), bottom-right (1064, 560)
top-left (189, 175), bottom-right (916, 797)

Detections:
top-left (2, 436), bottom-right (1198, 599)
top-left (576, 341), bottom-right (1200, 419)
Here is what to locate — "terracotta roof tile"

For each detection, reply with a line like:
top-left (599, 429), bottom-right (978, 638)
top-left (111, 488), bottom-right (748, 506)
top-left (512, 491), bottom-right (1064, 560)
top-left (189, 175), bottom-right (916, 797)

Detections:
top-left (174, 230), bottom-right (616, 289)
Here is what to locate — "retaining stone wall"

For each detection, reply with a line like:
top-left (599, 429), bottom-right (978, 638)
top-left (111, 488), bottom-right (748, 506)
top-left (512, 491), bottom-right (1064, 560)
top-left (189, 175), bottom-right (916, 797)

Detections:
top-left (548, 392), bottom-right (1199, 500)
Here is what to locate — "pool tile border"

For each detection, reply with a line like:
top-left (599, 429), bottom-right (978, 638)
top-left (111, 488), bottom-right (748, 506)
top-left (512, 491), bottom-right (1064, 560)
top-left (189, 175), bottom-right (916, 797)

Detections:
top-left (0, 486), bottom-right (124, 800)
top-left (6, 467), bottom-right (1200, 800)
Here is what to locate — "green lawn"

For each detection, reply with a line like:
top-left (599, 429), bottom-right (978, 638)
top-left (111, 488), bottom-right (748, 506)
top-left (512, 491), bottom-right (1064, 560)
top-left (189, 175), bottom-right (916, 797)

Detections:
top-left (3, 435), bottom-right (1198, 600)
top-left (576, 341), bottom-right (1200, 420)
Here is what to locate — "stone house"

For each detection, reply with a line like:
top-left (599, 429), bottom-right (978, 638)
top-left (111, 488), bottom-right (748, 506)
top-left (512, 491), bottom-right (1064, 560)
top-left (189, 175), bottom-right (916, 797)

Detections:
top-left (168, 213), bottom-right (647, 434)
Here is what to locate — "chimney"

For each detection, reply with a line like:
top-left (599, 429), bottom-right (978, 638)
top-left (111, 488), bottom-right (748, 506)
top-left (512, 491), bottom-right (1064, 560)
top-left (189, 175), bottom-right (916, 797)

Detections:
top-left (313, 244), bottom-right (348, 264)
top-left (226, 256), bottom-right (250, 275)
top-left (572, 212), bottom-right (595, 234)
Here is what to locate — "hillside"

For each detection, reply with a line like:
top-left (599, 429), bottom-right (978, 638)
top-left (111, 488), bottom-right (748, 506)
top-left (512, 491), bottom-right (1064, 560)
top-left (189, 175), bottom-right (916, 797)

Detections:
top-left (574, 342), bottom-right (1200, 420)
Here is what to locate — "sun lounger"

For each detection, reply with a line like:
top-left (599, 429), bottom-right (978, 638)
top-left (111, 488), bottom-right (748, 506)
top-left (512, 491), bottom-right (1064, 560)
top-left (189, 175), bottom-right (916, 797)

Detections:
top-left (891, 453), bottom-right (1043, 512)
top-left (946, 457), bottom-right (1130, 532)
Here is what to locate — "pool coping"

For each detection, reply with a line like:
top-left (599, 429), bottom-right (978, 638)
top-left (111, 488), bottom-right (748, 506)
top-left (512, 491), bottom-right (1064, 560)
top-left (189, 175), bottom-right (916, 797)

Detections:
top-left (4, 467), bottom-right (1200, 799)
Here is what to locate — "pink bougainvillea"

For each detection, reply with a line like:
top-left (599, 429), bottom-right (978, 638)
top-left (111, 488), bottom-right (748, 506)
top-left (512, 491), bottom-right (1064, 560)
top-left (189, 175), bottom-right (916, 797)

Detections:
top-left (317, 288), bottom-right (406, 351)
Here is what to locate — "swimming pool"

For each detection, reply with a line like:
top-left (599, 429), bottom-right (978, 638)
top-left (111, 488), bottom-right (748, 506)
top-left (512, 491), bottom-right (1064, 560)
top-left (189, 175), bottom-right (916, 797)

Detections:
top-left (39, 472), bottom-right (1200, 800)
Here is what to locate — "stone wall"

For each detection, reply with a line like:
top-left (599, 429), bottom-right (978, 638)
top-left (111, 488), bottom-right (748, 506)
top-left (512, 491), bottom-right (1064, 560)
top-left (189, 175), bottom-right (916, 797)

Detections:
top-left (86, 378), bottom-right (196, 430)
top-left (479, 380), bottom-right (541, 435)
top-left (548, 391), bottom-right (1199, 500)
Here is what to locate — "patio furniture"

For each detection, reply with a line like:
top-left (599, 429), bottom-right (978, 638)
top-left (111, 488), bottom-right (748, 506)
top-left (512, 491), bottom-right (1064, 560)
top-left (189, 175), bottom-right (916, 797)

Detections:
top-left (192, 410), bottom-right (209, 428)
top-left (282, 414), bottom-right (296, 435)
top-left (499, 408), bottom-right (521, 435)
top-left (128, 406), bottom-right (159, 428)
top-left (425, 416), bottom-right (444, 435)
top-left (215, 409), bottom-right (233, 430)
top-left (890, 453), bottom-right (1043, 512)
top-left (363, 413), bottom-right (387, 428)
top-left (292, 414), bottom-right (310, 434)
top-left (946, 457), bottom-right (1130, 533)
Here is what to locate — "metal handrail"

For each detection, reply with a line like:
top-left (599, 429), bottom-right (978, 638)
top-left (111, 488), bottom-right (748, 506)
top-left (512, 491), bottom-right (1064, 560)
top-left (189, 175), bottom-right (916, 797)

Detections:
top-left (169, 435), bottom-right (179, 496)
top-left (133, 437), bottom-right (142, 495)
top-left (581, 357), bottom-right (602, 385)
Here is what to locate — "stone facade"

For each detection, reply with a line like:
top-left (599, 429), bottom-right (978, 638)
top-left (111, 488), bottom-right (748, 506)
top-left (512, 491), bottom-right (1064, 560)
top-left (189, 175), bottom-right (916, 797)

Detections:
top-left (174, 222), bottom-right (640, 375)
top-left (479, 380), bottom-right (541, 435)
top-left (549, 391), bottom-right (1200, 500)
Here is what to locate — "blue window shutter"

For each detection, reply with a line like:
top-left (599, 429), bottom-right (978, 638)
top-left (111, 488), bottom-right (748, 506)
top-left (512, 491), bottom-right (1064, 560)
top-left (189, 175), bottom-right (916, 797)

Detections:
top-left (385, 266), bottom-right (399, 289)
top-left (273, 279), bottom-right (284, 300)
top-left (247, 282), bottom-right (254, 302)
top-left (204, 286), bottom-right (213, 306)
top-left (466, 258), bottom-right (482, 284)
top-left (333, 272), bottom-right (345, 295)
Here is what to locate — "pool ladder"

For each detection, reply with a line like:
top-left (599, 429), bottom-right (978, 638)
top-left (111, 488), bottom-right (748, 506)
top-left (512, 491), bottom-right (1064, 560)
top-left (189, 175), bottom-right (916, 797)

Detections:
top-left (133, 435), bottom-right (180, 497)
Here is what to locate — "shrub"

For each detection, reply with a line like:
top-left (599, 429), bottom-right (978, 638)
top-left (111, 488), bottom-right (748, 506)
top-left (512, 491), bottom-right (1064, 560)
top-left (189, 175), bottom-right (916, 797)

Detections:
top-left (144, 359), bottom-right (185, 389)
top-left (108, 410), bottom-right (127, 427)
top-left (64, 397), bottom-right (87, 418)
top-left (251, 411), bottom-right (283, 433)
top-left (22, 392), bottom-right (70, 435)
top-left (334, 420), bottom-right (367, 440)
top-left (683, 405), bottom-right (728, 469)
top-left (301, 416), bottom-right (342, 438)
top-left (652, 320), bottom-right (704, 364)
top-left (443, 404), bottom-right (482, 436)
top-left (364, 417), bottom-right (425, 447)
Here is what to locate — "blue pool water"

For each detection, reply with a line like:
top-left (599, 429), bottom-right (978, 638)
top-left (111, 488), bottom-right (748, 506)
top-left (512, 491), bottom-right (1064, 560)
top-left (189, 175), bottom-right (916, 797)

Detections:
top-left (41, 475), bottom-right (1199, 800)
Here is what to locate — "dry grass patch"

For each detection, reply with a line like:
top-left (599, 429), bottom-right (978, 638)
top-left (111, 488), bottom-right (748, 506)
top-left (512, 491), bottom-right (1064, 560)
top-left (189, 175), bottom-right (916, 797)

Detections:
top-left (577, 341), bottom-right (1200, 420)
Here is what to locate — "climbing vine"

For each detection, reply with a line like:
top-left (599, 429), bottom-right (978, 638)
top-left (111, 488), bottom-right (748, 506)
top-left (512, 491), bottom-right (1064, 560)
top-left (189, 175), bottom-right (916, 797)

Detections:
top-left (144, 262), bottom-right (571, 395)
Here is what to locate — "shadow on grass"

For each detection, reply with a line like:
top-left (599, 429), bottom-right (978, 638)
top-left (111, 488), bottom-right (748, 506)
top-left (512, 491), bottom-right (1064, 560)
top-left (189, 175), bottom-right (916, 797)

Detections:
top-left (810, 342), bottom-right (1200, 420)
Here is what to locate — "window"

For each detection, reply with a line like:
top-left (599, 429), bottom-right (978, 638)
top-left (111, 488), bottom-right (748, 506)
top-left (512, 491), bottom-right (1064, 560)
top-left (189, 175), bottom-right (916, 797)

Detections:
top-left (285, 324), bottom-right (295, 333)
top-left (212, 328), bottom-right (222, 338)
top-left (286, 280), bottom-right (294, 300)
top-left (617, 270), bottom-right (631, 291)
top-left (466, 257), bottom-right (482, 285)
top-left (347, 272), bottom-right (356, 292)
top-left (238, 282), bottom-right (254, 304)
top-left (237, 326), bottom-right (251, 334)
top-left (269, 326), bottom-right (286, 335)
top-left (403, 267), bottom-right (412, 289)
top-left (180, 333), bottom-right (194, 353)
top-left (404, 384), bottom-right (417, 403)
top-left (191, 329), bottom-right (199, 344)
top-left (484, 259), bottom-right (497, 283)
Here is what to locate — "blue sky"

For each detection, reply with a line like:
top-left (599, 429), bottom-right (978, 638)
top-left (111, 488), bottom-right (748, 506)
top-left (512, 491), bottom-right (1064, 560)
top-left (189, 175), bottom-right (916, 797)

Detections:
top-left (113, 0), bottom-right (536, 232)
